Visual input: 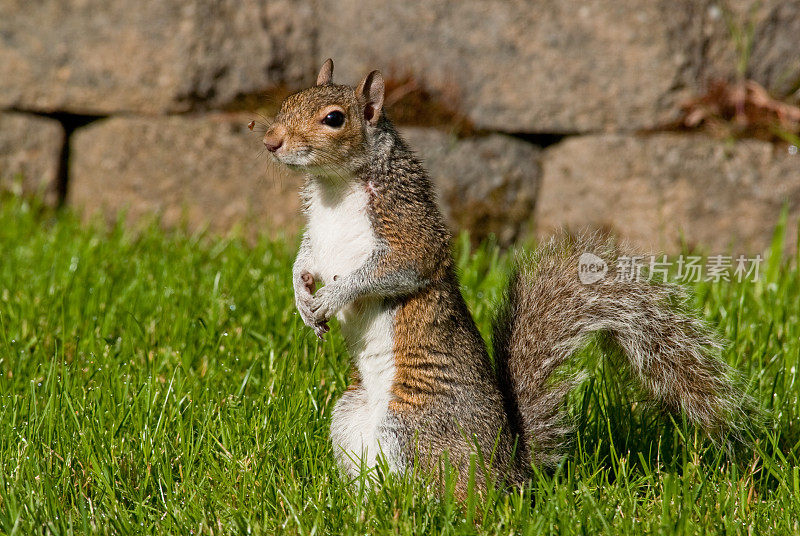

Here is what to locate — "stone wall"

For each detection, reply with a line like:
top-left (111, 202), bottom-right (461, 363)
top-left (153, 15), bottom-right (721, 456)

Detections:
top-left (1, 0), bottom-right (798, 253)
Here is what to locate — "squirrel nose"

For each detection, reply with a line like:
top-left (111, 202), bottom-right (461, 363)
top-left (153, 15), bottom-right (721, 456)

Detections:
top-left (263, 134), bottom-right (284, 153)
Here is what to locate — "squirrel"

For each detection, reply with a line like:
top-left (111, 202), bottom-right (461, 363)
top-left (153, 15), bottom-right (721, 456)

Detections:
top-left (260, 59), bottom-right (750, 496)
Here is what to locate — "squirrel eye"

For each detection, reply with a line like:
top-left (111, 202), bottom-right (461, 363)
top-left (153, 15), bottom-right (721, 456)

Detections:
top-left (322, 110), bottom-right (345, 128)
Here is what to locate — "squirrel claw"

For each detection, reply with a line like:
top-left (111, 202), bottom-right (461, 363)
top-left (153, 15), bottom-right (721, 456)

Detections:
top-left (314, 322), bottom-right (329, 340)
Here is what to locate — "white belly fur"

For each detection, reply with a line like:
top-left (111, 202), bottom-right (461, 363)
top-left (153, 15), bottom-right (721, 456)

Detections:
top-left (305, 180), bottom-right (401, 475)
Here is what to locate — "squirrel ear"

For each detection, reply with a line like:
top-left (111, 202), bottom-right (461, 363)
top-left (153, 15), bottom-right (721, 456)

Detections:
top-left (355, 70), bottom-right (385, 125)
top-left (316, 58), bottom-right (334, 86)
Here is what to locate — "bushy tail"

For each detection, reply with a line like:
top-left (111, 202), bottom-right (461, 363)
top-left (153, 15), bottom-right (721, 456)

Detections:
top-left (493, 233), bottom-right (750, 467)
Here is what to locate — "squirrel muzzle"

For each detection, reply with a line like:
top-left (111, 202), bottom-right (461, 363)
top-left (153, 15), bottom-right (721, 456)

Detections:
top-left (263, 126), bottom-right (285, 153)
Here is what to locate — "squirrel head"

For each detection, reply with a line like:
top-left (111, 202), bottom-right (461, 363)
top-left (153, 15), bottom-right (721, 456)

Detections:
top-left (263, 59), bottom-right (385, 178)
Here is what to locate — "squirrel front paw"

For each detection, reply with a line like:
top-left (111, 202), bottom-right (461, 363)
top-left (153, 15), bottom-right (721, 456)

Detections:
top-left (295, 271), bottom-right (329, 339)
top-left (310, 283), bottom-right (348, 325)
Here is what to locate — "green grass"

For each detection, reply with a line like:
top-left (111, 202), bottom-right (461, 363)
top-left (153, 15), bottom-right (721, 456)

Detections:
top-left (0, 194), bottom-right (798, 535)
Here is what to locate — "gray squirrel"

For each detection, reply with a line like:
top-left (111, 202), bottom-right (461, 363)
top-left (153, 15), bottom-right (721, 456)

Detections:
top-left (260, 59), bottom-right (749, 497)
